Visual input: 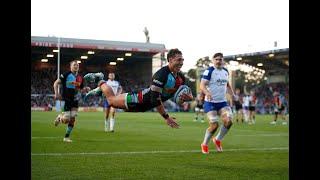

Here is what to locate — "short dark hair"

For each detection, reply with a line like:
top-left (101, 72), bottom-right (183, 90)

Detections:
top-left (213, 53), bottom-right (223, 58)
top-left (167, 48), bottom-right (182, 62)
top-left (69, 60), bottom-right (78, 65)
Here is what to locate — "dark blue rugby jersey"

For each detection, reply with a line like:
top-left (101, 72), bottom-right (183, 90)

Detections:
top-left (60, 71), bottom-right (84, 99)
top-left (152, 66), bottom-right (185, 102)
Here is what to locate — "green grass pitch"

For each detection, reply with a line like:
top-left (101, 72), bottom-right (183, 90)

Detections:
top-left (32, 111), bottom-right (288, 180)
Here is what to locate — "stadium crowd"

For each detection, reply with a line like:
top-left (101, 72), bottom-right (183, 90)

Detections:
top-left (252, 82), bottom-right (289, 114)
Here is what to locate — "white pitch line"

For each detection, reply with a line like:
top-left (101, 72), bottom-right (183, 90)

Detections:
top-left (235, 134), bottom-right (288, 137)
top-left (31, 147), bottom-right (288, 156)
top-left (32, 137), bottom-right (60, 139)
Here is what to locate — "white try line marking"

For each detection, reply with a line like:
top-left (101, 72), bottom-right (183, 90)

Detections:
top-left (31, 147), bottom-right (288, 156)
top-left (235, 134), bottom-right (288, 137)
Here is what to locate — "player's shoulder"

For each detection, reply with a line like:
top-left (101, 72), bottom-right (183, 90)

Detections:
top-left (60, 71), bottom-right (72, 78)
top-left (153, 66), bottom-right (170, 78)
top-left (207, 66), bottom-right (215, 71)
top-left (157, 66), bottom-right (170, 74)
top-left (222, 67), bottom-right (229, 74)
top-left (202, 66), bottom-right (214, 76)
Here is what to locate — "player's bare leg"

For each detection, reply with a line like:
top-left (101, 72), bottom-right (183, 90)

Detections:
top-left (249, 110), bottom-right (254, 125)
top-left (252, 111), bottom-right (256, 124)
top-left (84, 73), bottom-right (127, 109)
top-left (104, 107), bottom-right (110, 132)
top-left (63, 108), bottom-right (78, 142)
top-left (201, 111), bottom-right (219, 154)
top-left (239, 109), bottom-right (244, 123)
top-left (213, 107), bottom-right (233, 152)
top-left (99, 82), bottom-right (127, 109)
top-left (109, 107), bottom-right (116, 132)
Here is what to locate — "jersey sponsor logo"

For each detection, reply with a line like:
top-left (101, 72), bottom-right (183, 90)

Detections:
top-left (153, 79), bottom-right (163, 86)
top-left (216, 79), bottom-right (228, 85)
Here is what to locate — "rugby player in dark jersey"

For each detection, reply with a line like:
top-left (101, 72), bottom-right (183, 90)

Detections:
top-left (53, 60), bottom-right (90, 142)
top-left (84, 48), bottom-right (193, 128)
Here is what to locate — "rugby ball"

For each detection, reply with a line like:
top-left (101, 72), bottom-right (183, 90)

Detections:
top-left (173, 85), bottom-right (192, 105)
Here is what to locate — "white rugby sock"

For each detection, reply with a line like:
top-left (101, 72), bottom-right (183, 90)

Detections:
top-left (202, 129), bottom-right (214, 145)
top-left (110, 118), bottom-right (115, 131)
top-left (105, 118), bottom-right (109, 131)
top-left (215, 125), bottom-right (229, 141)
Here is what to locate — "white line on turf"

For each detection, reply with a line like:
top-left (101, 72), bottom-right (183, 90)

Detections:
top-left (235, 134), bottom-right (288, 136)
top-left (31, 137), bottom-right (60, 139)
top-left (31, 147), bottom-right (288, 156)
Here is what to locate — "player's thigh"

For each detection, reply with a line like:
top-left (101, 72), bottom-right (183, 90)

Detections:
top-left (104, 107), bottom-right (110, 116)
top-left (107, 93), bottom-right (127, 109)
top-left (110, 107), bottom-right (116, 114)
top-left (70, 101), bottom-right (79, 119)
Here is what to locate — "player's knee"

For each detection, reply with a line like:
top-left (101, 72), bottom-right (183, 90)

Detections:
top-left (208, 122), bottom-right (218, 132)
top-left (71, 111), bottom-right (78, 118)
top-left (107, 97), bottom-right (115, 106)
top-left (61, 112), bottom-right (71, 123)
top-left (222, 109), bottom-right (233, 120)
top-left (207, 113), bottom-right (219, 123)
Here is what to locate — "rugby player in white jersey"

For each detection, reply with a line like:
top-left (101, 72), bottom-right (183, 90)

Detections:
top-left (200, 52), bottom-right (236, 154)
top-left (103, 73), bottom-right (122, 132)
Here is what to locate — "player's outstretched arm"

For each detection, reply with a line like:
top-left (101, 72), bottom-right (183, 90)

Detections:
top-left (156, 104), bottom-right (179, 129)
